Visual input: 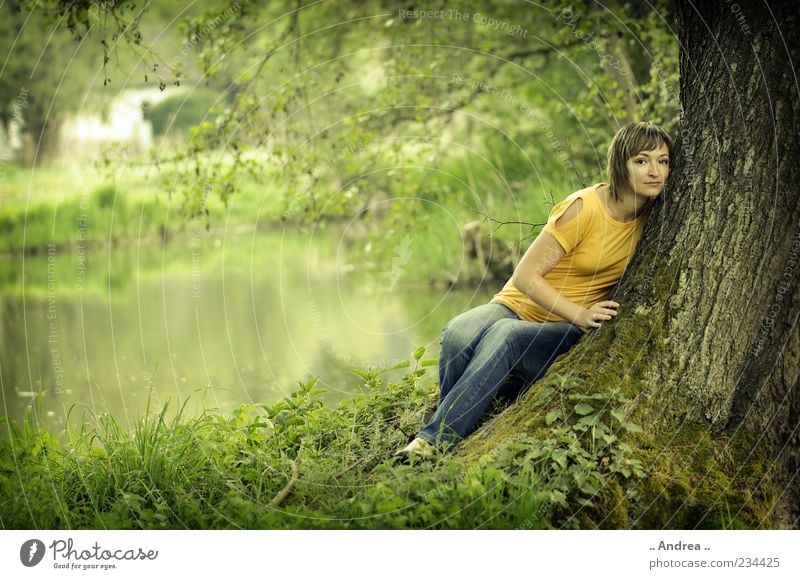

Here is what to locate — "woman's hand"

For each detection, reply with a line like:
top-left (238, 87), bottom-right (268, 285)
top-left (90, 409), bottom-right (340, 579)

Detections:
top-left (575, 301), bottom-right (620, 331)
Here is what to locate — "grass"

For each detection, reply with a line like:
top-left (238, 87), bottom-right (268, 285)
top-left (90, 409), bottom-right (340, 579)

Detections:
top-left (0, 140), bottom-right (570, 280)
top-left (0, 161), bottom-right (287, 255)
top-left (0, 348), bottom-right (622, 530)
top-left (337, 144), bottom-right (569, 288)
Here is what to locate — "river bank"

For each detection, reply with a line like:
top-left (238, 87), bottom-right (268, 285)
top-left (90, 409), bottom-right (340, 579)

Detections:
top-left (0, 355), bottom-right (565, 530)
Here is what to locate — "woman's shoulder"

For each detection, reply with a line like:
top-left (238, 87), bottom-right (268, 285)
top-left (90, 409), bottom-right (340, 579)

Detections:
top-left (555, 183), bottom-right (605, 215)
top-left (544, 184), bottom-right (605, 253)
top-left (592, 182), bottom-right (610, 197)
top-left (546, 184), bottom-right (602, 230)
top-left (560, 182), bottom-right (606, 202)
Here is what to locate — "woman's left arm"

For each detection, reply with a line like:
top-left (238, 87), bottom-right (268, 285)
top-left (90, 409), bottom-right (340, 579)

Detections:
top-left (512, 232), bottom-right (619, 331)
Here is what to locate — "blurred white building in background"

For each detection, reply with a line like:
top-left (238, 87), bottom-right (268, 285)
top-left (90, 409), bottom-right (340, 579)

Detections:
top-left (58, 87), bottom-right (183, 161)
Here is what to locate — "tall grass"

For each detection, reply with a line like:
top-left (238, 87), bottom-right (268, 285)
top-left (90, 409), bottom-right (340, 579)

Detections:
top-left (0, 165), bottom-right (286, 255)
top-left (346, 142), bottom-right (567, 286)
top-left (0, 349), bottom-right (589, 530)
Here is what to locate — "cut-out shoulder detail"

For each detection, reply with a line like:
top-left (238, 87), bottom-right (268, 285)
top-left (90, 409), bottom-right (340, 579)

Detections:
top-left (554, 197), bottom-right (583, 228)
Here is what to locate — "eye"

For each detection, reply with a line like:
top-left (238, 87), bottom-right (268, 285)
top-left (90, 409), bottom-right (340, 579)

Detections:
top-left (659, 159), bottom-right (670, 165)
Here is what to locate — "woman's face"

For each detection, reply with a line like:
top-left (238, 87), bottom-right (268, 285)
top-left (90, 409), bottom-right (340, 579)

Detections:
top-left (625, 143), bottom-right (670, 198)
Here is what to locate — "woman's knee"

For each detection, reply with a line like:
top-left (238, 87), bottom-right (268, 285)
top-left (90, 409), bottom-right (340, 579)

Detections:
top-left (483, 317), bottom-right (519, 339)
top-left (440, 304), bottom-right (517, 353)
top-left (473, 318), bottom-right (521, 354)
top-left (440, 319), bottom-right (474, 354)
top-left (482, 319), bottom-right (555, 361)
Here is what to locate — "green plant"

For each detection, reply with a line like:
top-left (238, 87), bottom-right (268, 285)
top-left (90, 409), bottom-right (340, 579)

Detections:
top-left (144, 89), bottom-right (222, 136)
top-left (486, 375), bottom-right (646, 526)
top-left (91, 183), bottom-right (118, 210)
top-left (0, 356), bottom-right (655, 530)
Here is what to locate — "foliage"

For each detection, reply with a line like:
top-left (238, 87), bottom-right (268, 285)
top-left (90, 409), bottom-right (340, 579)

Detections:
top-left (4, 1), bottom-right (681, 293)
top-left (144, 88), bottom-right (223, 136)
top-left (0, 182), bottom-right (169, 254)
top-left (0, 1), bottom-right (99, 159)
top-left (16, 1), bottom-right (680, 228)
top-left (0, 348), bottom-right (653, 530)
top-left (0, 163), bottom-right (289, 255)
top-left (520, 377), bottom-right (644, 498)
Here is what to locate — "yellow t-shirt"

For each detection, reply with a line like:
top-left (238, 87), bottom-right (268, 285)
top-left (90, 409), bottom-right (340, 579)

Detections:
top-left (490, 182), bottom-right (650, 324)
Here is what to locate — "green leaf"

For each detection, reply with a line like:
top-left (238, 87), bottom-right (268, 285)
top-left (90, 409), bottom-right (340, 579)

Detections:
top-left (574, 403), bottom-right (594, 415)
top-left (570, 391), bottom-right (612, 401)
top-left (578, 414), bottom-right (601, 426)
top-left (550, 490), bottom-right (568, 507)
top-left (525, 448), bottom-right (544, 461)
top-left (611, 409), bottom-right (626, 422)
top-left (551, 449), bottom-right (568, 469)
top-left (545, 411), bottom-right (561, 425)
top-left (573, 470), bottom-right (587, 486)
top-left (622, 421), bottom-right (644, 433)
top-left (537, 387), bottom-right (555, 400)
top-left (412, 346), bottom-right (426, 360)
top-left (601, 433), bottom-right (618, 444)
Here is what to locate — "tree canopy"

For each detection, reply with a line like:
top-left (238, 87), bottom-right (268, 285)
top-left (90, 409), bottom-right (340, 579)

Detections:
top-left (11, 0), bottom-right (677, 220)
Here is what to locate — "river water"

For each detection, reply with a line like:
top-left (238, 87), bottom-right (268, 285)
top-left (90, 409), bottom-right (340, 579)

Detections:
top-left (0, 225), bottom-right (495, 433)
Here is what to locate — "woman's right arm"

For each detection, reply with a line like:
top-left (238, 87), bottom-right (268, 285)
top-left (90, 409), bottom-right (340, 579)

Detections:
top-left (511, 201), bottom-right (618, 331)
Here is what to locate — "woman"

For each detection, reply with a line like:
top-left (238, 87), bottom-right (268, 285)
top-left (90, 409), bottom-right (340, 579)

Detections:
top-left (396, 121), bottom-right (672, 459)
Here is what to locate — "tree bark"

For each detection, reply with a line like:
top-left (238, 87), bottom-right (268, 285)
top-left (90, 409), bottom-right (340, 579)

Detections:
top-left (460, 1), bottom-right (800, 529)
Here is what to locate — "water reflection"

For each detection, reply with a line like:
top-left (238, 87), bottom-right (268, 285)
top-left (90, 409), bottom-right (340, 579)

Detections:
top-left (0, 228), bottom-right (494, 433)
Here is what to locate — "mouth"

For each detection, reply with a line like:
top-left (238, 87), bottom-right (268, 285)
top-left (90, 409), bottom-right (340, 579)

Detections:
top-left (645, 182), bottom-right (662, 186)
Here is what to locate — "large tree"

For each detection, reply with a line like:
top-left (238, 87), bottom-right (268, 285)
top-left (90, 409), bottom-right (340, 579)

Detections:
top-left (462, 0), bottom-right (800, 528)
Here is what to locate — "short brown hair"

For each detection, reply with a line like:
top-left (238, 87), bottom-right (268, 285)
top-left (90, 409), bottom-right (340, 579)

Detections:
top-left (607, 122), bottom-right (673, 202)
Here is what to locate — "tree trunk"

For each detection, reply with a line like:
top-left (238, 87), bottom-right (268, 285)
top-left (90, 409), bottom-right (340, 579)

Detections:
top-left (460, 1), bottom-right (800, 529)
top-left (25, 117), bottom-right (62, 166)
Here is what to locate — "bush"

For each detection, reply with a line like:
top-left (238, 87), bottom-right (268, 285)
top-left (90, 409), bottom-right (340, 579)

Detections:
top-left (145, 89), bottom-right (222, 136)
top-left (0, 350), bottom-right (649, 529)
top-left (91, 184), bottom-right (118, 210)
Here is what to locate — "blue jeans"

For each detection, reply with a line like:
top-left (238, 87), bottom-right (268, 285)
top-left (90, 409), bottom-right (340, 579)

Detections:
top-left (418, 303), bottom-right (584, 446)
